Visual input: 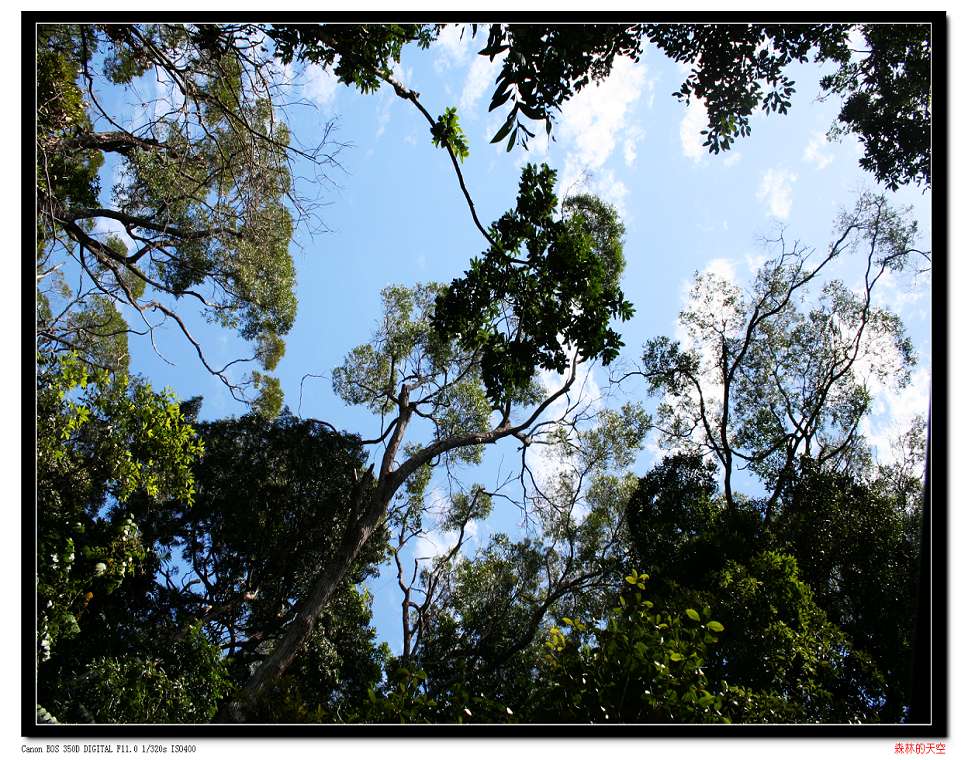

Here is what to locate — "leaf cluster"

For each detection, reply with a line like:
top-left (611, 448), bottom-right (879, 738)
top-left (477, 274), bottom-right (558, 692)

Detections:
top-left (534, 572), bottom-right (730, 723)
top-left (36, 351), bottom-right (202, 671)
top-left (821, 24), bottom-right (931, 189)
top-left (433, 165), bottom-right (634, 404)
top-left (431, 107), bottom-right (470, 161)
top-left (267, 24), bottom-right (439, 93)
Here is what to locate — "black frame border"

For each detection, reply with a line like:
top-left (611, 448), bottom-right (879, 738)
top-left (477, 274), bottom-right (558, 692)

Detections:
top-left (22, 9), bottom-right (949, 740)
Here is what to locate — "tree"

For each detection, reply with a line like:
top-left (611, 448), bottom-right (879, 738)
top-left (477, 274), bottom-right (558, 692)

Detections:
top-left (37, 376), bottom-right (392, 723)
top-left (152, 410), bottom-right (387, 670)
top-left (772, 457), bottom-right (923, 720)
top-left (433, 181), bottom-right (633, 404)
top-left (144, 408), bottom-right (391, 721)
top-left (621, 448), bottom-right (923, 722)
top-left (375, 388), bottom-right (649, 721)
top-left (36, 24), bottom-right (341, 411)
top-left (239, 586), bottom-right (390, 723)
top-left (629, 193), bottom-right (927, 516)
top-left (531, 571), bottom-right (733, 723)
top-left (44, 625), bottom-right (230, 724)
top-left (36, 350), bottom-right (208, 720)
top-left (33, 21), bottom-right (932, 726)
top-left (524, 566), bottom-right (877, 724)
top-left (820, 24), bottom-right (932, 190)
top-left (702, 550), bottom-right (887, 723)
top-left (220, 173), bottom-right (635, 717)
top-left (625, 453), bottom-right (761, 584)
top-left (386, 533), bottom-right (558, 723)
top-left (36, 352), bottom-right (202, 661)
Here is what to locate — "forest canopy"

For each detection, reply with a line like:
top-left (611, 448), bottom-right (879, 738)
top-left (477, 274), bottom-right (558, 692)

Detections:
top-left (31, 19), bottom-right (935, 729)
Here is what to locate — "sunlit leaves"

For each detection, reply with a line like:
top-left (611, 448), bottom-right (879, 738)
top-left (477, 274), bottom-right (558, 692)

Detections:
top-left (249, 371), bottom-right (285, 419)
top-left (534, 570), bottom-right (731, 723)
top-left (37, 352), bottom-right (202, 661)
top-left (431, 106), bottom-right (470, 161)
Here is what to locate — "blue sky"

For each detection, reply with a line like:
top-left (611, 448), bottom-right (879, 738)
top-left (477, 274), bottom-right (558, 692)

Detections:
top-left (83, 26), bottom-right (933, 656)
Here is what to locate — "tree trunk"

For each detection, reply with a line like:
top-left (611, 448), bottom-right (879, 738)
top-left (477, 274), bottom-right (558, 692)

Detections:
top-left (215, 486), bottom-right (388, 722)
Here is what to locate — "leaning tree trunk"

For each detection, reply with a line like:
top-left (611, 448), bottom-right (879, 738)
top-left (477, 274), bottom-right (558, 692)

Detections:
top-left (217, 389), bottom-right (416, 722)
top-left (214, 379), bottom-right (564, 721)
top-left (216, 482), bottom-right (389, 722)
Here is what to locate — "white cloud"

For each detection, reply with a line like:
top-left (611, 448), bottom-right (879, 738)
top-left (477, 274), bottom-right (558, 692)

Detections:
top-left (391, 61), bottom-right (413, 88)
top-left (872, 267), bottom-right (931, 311)
top-left (756, 168), bottom-right (798, 219)
top-left (623, 125), bottom-right (645, 167)
top-left (414, 520), bottom-right (478, 563)
top-left (558, 56), bottom-right (649, 172)
top-left (484, 110), bottom-right (509, 149)
top-left (743, 251), bottom-right (769, 276)
top-left (680, 98), bottom-right (708, 163)
top-left (537, 357), bottom-right (603, 418)
top-left (413, 488), bottom-right (480, 566)
top-left (433, 24), bottom-right (472, 71)
top-left (460, 52), bottom-right (502, 116)
top-left (703, 257), bottom-right (738, 284)
top-left (595, 173), bottom-right (631, 219)
top-left (526, 359), bottom-right (604, 495)
top-left (644, 75), bottom-right (657, 109)
top-left (803, 130), bottom-right (834, 170)
top-left (375, 95), bottom-right (394, 139)
top-left (302, 63), bottom-right (338, 110)
top-left (623, 139), bottom-right (638, 167)
top-left (558, 158), bottom-right (631, 219)
top-left (847, 26), bottom-right (869, 64)
top-left (642, 429), bottom-right (664, 467)
top-left (675, 257), bottom-right (740, 348)
top-left (268, 56), bottom-right (296, 89)
top-left (526, 434), bottom-right (572, 497)
top-left (153, 68), bottom-right (185, 120)
top-left (723, 151), bottom-right (743, 168)
top-left (93, 215), bottom-right (136, 253)
top-left (861, 367), bottom-right (931, 466)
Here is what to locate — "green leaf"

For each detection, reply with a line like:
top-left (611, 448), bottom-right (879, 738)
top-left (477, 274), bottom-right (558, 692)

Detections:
top-left (518, 101), bottom-right (544, 121)
top-left (490, 114), bottom-right (515, 144)
top-left (479, 42), bottom-right (508, 58)
top-left (686, 608), bottom-right (700, 622)
top-left (489, 86), bottom-right (513, 112)
top-left (706, 621), bottom-right (724, 633)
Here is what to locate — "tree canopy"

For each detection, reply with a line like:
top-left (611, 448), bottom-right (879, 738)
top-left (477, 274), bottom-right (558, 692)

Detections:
top-left (32, 18), bottom-right (934, 729)
top-left (37, 24), bottom-right (341, 412)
